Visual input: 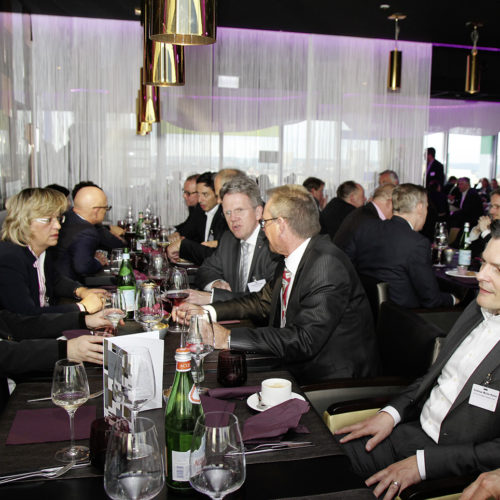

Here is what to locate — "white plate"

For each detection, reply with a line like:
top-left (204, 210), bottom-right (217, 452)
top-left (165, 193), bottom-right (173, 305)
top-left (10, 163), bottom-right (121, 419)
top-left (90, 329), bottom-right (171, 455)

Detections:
top-left (246, 392), bottom-right (305, 412)
top-left (445, 269), bottom-right (477, 279)
top-left (175, 260), bottom-right (195, 267)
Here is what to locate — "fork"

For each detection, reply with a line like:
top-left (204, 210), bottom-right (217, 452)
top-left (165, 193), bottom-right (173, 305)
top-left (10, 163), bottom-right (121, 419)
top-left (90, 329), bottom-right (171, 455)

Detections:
top-left (27, 389), bottom-right (104, 403)
top-left (0, 461), bottom-right (75, 485)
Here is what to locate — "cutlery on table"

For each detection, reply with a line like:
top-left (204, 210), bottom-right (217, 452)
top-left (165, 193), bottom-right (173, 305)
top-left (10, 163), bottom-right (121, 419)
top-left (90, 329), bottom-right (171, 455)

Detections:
top-left (227, 441), bottom-right (314, 456)
top-left (27, 389), bottom-right (104, 403)
top-left (0, 461), bottom-right (79, 485)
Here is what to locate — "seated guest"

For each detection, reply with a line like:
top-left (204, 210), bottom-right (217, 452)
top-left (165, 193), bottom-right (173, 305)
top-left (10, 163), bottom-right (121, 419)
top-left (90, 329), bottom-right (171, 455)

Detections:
top-left (341, 184), bottom-right (457, 309)
top-left (321, 181), bottom-right (366, 239)
top-left (378, 170), bottom-right (399, 186)
top-left (450, 177), bottom-right (484, 230)
top-left (168, 171), bottom-right (232, 265)
top-left (470, 189), bottom-right (500, 258)
top-left (0, 188), bottom-right (104, 315)
top-left (52, 185), bottom-right (123, 280)
top-left (303, 177), bottom-right (327, 210)
top-left (177, 185), bottom-right (379, 385)
top-left (334, 183), bottom-right (395, 250)
top-left (190, 176), bottom-right (280, 304)
top-left (172, 174), bottom-right (202, 239)
top-left (337, 230), bottom-right (500, 498)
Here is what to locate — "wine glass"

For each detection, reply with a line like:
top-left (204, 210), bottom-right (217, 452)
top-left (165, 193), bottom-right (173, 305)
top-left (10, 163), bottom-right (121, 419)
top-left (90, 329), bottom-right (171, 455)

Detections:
top-left (51, 359), bottom-right (90, 463)
top-left (147, 254), bottom-right (169, 290)
top-left (104, 291), bottom-right (127, 335)
top-left (112, 346), bottom-right (155, 434)
top-left (189, 412), bottom-right (246, 500)
top-left (104, 417), bottom-right (165, 500)
top-left (110, 248), bottom-right (124, 274)
top-left (164, 267), bottom-right (189, 333)
top-left (185, 311), bottom-right (215, 394)
top-left (135, 284), bottom-right (163, 331)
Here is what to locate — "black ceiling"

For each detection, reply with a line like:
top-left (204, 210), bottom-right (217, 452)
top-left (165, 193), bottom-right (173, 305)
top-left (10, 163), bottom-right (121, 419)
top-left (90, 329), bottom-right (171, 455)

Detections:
top-left (2, 0), bottom-right (500, 101)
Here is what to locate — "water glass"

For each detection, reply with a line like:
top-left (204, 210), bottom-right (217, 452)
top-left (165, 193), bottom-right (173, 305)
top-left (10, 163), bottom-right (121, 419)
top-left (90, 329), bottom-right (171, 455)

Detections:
top-left (217, 350), bottom-right (247, 387)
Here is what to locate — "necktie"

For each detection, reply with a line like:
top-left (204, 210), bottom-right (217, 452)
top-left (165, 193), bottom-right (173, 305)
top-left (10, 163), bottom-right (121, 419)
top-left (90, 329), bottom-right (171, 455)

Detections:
top-left (281, 267), bottom-right (292, 327)
top-left (238, 241), bottom-right (249, 292)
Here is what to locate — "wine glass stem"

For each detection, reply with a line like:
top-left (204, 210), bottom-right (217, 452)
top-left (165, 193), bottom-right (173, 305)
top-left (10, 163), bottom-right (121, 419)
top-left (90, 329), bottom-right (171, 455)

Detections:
top-left (111, 321), bottom-right (118, 335)
top-left (131, 409), bottom-right (138, 433)
top-left (68, 410), bottom-right (76, 452)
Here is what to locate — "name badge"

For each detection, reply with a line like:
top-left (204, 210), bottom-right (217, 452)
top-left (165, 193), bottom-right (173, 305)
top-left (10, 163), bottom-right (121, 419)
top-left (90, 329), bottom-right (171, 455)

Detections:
top-left (247, 279), bottom-right (266, 293)
top-left (430, 171), bottom-right (435, 176)
top-left (469, 383), bottom-right (499, 412)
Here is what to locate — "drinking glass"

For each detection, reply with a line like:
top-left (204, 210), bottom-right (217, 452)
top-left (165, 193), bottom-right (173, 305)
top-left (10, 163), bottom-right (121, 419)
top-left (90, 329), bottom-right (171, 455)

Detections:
top-left (112, 346), bottom-right (155, 433)
top-left (104, 291), bottom-right (127, 335)
top-left (104, 417), bottom-right (165, 500)
top-left (164, 267), bottom-right (189, 333)
top-left (147, 254), bottom-right (169, 290)
top-left (189, 412), bottom-right (246, 500)
top-left (185, 311), bottom-right (215, 394)
top-left (51, 359), bottom-right (90, 463)
top-left (135, 284), bottom-right (163, 331)
top-left (110, 248), bottom-right (124, 274)
top-left (217, 350), bottom-right (247, 387)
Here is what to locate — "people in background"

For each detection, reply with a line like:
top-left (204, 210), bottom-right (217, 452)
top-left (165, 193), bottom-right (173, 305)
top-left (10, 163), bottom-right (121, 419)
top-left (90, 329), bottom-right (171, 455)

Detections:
top-left (0, 188), bottom-right (105, 315)
top-left (449, 177), bottom-right (484, 230)
top-left (469, 188), bottom-right (500, 257)
top-left (378, 170), bottom-right (399, 186)
top-left (172, 174), bottom-right (201, 239)
top-left (303, 177), bottom-right (327, 210)
top-left (321, 180), bottom-right (366, 239)
top-left (425, 147), bottom-right (445, 189)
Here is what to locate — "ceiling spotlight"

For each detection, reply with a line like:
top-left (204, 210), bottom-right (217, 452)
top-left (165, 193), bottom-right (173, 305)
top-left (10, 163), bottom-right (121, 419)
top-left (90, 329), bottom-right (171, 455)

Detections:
top-left (465, 22), bottom-right (483, 94)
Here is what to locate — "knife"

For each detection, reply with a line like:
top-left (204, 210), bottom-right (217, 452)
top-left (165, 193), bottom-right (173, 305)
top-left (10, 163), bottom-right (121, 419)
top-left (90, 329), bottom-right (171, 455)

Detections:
top-left (228, 441), bottom-right (314, 456)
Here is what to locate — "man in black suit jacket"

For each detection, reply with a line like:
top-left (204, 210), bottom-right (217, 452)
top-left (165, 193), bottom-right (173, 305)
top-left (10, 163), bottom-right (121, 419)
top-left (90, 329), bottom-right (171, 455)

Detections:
top-left (191, 177), bottom-right (280, 303)
top-left (174, 174), bottom-right (200, 235)
top-left (320, 180), bottom-right (366, 239)
top-left (425, 147), bottom-right (445, 188)
top-left (342, 184), bottom-right (456, 309)
top-left (470, 190), bottom-right (500, 258)
top-left (337, 231), bottom-right (500, 499)
top-left (52, 186), bottom-right (122, 280)
top-left (450, 177), bottom-right (485, 229)
top-left (177, 185), bottom-right (379, 385)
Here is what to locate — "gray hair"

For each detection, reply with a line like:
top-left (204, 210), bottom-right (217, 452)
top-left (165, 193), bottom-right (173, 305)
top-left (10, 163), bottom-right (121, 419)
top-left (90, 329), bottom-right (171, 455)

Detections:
top-left (392, 184), bottom-right (427, 214)
top-left (379, 170), bottom-right (399, 184)
top-left (219, 176), bottom-right (263, 208)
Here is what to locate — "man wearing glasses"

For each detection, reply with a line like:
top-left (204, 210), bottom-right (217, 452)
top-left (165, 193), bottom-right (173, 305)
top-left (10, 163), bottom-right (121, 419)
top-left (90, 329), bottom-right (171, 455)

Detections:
top-left (52, 186), bottom-right (122, 280)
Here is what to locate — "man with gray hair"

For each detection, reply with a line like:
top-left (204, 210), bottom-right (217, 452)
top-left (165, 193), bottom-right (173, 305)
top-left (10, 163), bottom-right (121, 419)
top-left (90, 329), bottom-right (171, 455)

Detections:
top-left (177, 185), bottom-right (379, 385)
top-left (189, 176), bottom-right (280, 304)
top-left (379, 170), bottom-right (399, 186)
top-left (343, 183), bottom-right (458, 309)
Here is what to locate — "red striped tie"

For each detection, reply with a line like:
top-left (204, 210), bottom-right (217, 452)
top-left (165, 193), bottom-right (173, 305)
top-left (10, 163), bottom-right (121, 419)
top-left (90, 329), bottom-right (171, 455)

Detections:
top-left (281, 267), bottom-right (292, 326)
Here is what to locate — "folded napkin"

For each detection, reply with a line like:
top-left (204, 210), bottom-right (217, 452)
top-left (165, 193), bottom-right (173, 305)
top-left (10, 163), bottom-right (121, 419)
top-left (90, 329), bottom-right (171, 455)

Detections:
top-left (242, 398), bottom-right (310, 442)
top-left (207, 386), bottom-right (260, 400)
top-left (6, 406), bottom-right (96, 445)
top-left (62, 329), bottom-right (90, 340)
top-left (200, 395), bottom-right (236, 426)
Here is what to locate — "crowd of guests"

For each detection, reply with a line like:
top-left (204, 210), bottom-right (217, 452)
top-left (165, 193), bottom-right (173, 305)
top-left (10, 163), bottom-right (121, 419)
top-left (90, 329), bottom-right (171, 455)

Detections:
top-left (1, 149), bottom-right (500, 498)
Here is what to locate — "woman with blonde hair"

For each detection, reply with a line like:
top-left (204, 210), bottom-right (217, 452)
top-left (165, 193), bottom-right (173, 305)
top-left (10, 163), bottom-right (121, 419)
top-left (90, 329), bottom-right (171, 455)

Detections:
top-left (0, 187), bottom-right (105, 315)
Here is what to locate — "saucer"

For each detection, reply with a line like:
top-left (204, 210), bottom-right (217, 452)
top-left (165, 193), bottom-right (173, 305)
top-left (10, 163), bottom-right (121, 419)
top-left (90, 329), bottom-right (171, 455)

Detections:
top-left (247, 392), bottom-right (305, 412)
top-left (445, 269), bottom-right (477, 279)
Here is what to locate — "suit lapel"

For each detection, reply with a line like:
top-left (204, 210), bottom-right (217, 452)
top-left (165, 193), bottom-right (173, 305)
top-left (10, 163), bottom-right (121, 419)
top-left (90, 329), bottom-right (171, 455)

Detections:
top-left (228, 234), bottom-right (241, 289)
top-left (247, 229), bottom-right (265, 283)
top-left (269, 260), bottom-right (285, 327)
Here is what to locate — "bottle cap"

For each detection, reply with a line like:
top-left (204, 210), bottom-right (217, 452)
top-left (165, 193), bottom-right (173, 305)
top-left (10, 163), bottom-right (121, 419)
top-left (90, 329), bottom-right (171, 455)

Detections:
top-left (175, 347), bottom-right (191, 361)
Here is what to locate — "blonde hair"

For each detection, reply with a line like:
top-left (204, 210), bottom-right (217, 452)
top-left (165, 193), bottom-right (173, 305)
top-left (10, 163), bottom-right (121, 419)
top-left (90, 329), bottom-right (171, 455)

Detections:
top-left (2, 188), bottom-right (67, 246)
top-left (392, 184), bottom-right (427, 214)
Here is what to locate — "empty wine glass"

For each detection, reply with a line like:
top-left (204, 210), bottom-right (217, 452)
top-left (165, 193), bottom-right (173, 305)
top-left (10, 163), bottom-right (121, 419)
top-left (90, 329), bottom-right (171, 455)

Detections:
top-left (110, 248), bottom-right (124, 274)
top-left (104, 417), bottom-right (165, 500)
top-left (135, 284), bottom-right (163, 331)
top-left (185, 311), bottom-right (215, 394)
top-left (112, 346), bottom-right (155, 434)
top-left (165, 267), bottom-right (189, 333)
top-left (147, 254), bottom-right (169, 290)
top-left (104, 291), bottom-right (127, 335)
top-left (189, 412), bottom-right (246, 500)
top-left (51, 359), bottom-right (90, 463)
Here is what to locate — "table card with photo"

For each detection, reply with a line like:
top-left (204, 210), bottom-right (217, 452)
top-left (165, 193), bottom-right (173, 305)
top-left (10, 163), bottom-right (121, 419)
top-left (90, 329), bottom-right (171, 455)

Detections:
top-left (103, 332), bottom-right (164, 418)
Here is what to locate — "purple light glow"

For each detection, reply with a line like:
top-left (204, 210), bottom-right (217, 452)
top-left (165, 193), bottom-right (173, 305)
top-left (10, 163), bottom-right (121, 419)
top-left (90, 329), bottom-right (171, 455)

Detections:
top-left (181, 95), bottom-right (302, 102)
top-left (432, 42), bottom-right (500, 53)
top-left (70, 88), bottom-right (109, 94)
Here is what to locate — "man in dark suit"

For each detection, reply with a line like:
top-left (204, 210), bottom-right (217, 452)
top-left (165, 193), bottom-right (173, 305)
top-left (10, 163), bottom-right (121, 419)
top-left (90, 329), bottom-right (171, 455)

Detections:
top-left (342, 184), bottom-right (457, 309)
top-left (321, 180), bottom-right (366, 239)
top-left (168, 171), bottom-right (229, 265)
top-left (177, 185), bottom-right (379, 385)
top-left (334, 183), bottom-right (395, 250)
top-left (52, 186), bottom-right (123, 280)
top-left (450, 177), bottom-right (485, 230)
top-left (470, 189), bottom-right (500, 257)
top-left (173, 173), bottom-right (200, 236)
top-left (303, 176), bottom-right (327, 210)
top-left (425, 147), bottom-right (445, 189)
top-left (190, 176), bottom-right (280, 303)
top-left (337, 229), bottom-right (500, 499)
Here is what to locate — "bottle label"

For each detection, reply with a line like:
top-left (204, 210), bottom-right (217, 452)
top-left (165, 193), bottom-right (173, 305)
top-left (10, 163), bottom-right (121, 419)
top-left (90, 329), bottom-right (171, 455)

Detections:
top-left (120, 288), bottom-right (135, 312)
top-left (189, 384), bottom-right (201, 404)
top-left (458, 249), bottom-right (471, 266)
top-left (171, 450), bottom-right (190, 481)
top-left (176, 360), bottom-right (191, 372)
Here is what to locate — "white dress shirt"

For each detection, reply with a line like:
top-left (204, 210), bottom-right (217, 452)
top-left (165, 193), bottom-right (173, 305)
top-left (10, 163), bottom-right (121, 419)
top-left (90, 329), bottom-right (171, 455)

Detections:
top-left (204, 205), bottom-right (219, 241)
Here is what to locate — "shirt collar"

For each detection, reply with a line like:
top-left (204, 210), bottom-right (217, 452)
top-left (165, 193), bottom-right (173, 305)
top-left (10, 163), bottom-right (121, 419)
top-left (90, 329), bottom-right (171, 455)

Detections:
top-left (284, 238), bottom-right (311, 275)
top-left (481, 307), bottom-right (500, 320)
top-left (243, 224), bottom-right (260, 246)
top-left (372, 201), bottom-right (386, 220)
top-left (205, 205), bottom-right (219, 217)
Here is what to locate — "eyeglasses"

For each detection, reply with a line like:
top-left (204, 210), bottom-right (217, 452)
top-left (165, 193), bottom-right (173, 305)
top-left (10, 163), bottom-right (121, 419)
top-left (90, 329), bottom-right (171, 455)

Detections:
top-left (224, 208), bottom-right (251, 218)
top-left (183, 190), bottom-right (197, 196)
top-left (490, 204), bottom-right (500, 210)
top-left (93, 205), bottom-right (112, 212)
top-left (259, 217), bottom-right (279, 229)
top-left (34, 215), bottom-right (65, 225)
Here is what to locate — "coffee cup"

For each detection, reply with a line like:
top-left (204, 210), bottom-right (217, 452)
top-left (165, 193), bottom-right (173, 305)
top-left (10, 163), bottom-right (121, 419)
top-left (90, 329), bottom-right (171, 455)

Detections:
top-left (261, 378), bottom-right (292, 406)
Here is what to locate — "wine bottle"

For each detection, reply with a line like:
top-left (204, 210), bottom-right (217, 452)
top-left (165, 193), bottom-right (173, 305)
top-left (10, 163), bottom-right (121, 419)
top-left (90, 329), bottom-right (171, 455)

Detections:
top-left (165, 347), bottom-right (203, 493)
top-left (458, 222), bottom-right (471, 268)
top-left (116, 248), bottom-right (136, 319)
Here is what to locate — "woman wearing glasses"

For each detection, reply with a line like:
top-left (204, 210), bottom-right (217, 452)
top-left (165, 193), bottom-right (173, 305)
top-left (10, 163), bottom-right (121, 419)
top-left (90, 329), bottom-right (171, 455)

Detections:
top-left (0, 188), bottom-right (105, 315)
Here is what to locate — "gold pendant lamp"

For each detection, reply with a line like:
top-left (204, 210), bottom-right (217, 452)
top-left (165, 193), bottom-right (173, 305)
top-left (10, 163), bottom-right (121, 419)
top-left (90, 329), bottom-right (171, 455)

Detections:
top-left (150, 0), bottom-right (216, 45)
top-left (465, 22), bottom-right (482, 95)
top-left (387, 13), bottom-right (406, 92)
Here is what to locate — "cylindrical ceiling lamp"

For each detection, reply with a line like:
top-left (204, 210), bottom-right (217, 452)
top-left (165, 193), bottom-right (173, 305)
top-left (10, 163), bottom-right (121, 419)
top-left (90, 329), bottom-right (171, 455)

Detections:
top-left (150, 0), bottom-right (216, 45)
top-left (387, 13), bottom-right (406, 92)
top-left (143, 0), bottom-right (185, 86)
top-left (465, 22), bottom-right (482, 94)
top-left (136, 90), bottom-right (152, 135)
top-left (136, 68), bottom-right (160, 135)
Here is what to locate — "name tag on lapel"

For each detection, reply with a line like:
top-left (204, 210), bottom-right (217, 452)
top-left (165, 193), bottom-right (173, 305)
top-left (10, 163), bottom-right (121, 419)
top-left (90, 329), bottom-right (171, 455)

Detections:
top-left (248, 279), bottom-right (266, 292)
top-left (469, 384), bottom-right (499, 412)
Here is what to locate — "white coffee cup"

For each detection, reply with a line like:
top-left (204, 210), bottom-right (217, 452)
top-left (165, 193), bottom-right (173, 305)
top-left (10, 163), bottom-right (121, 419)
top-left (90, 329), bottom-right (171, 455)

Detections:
top-left (261, 378), bottom-right (292, 406)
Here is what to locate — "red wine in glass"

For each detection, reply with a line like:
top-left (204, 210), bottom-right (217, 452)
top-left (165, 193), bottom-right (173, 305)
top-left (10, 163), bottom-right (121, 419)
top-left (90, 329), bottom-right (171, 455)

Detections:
top-left (166, 291), bottom-right (189, 307)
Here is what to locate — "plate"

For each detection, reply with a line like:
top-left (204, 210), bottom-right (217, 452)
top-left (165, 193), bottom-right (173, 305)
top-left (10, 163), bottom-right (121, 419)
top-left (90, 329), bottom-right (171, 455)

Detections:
top-left (445, 269), bottom-right (477, 279)
top-left (175, 259), bottom-right (195, 267)
top-left (247, 392), bottom-right (305, 412)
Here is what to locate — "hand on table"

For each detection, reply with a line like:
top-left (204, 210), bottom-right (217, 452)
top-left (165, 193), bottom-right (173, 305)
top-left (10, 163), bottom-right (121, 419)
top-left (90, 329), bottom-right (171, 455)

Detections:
top-left (366, 455), bottom-right (421, 499)
top-left (95, 251), bottom-right (109, 266)
top-left (167, 239), bottom-right (182, 262)
top-left (461, 469), bottom-right (500, 500)
top-left (80, 293), bottom-right (105, 314)
top-left (77, 287), bottom-right (108, 299)
top-left (211, 280), bottom-right (231, 291)
top-left (168, 231), bottom-right (180, 242)
top-left (212, 323), bottom-right (230, 349)
top-left (67, 335), bottom-right (104, 364)
top-left (84, 308), bottom-right (124, 329)
top-left (186, 289), bottom-right (212, 305)
top-left (201, 240), bottom-right (218, 248)
top-left (172, 303), bottom-right (204, 323)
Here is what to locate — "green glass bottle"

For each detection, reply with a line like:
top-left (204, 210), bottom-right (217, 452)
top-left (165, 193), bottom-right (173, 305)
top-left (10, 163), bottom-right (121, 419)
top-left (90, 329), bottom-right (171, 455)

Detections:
top-left (165, 347), bottom-right (203, 493)
top-left (116, 248), bottom-right (136, 319)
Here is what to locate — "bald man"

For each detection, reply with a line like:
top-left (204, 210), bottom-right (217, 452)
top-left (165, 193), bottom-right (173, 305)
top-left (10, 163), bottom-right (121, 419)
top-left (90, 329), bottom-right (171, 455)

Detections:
top-left (51, 186), bottom-right (123, 280)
